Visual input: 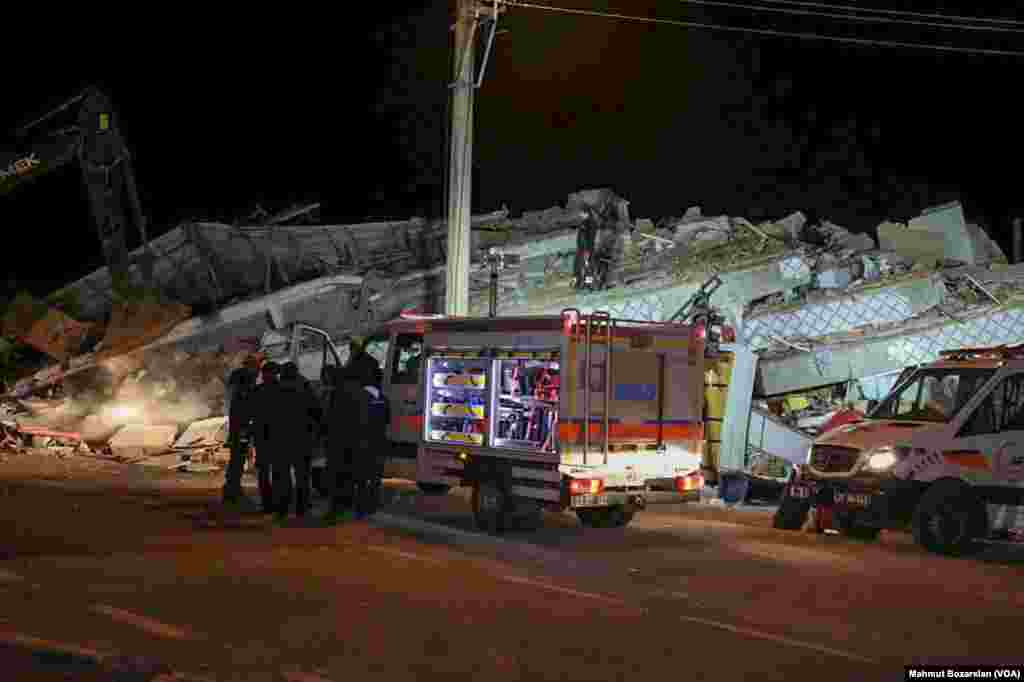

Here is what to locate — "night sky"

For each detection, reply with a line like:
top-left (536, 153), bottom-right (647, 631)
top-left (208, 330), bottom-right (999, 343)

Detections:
top-left (3, 2), bottom-right (1021, 299)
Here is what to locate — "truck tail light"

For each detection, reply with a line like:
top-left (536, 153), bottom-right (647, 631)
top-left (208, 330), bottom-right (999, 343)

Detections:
top-left (569, 478), bottom-right (604, 495)
top-left (675, 472), bottom-right (704, 492)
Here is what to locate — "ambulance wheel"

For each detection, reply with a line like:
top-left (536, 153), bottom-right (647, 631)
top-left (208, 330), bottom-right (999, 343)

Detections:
top-left (417, 482), bottom-right (451, 496)
top-left (912, 481), bottom-right (986, 557)
top-left (773, 495), bottom-right (810, 531)
top-left (576, 505), bottom-right (635, 529)
top-left (472, 481), bottom-right (508, 534)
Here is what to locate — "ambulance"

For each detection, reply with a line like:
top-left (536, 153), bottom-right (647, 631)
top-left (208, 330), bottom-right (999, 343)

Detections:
top-left (775, 345), bottom-right (1024, 556)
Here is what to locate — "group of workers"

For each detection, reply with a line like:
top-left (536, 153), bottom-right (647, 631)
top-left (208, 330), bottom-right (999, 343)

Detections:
top-left (221, 347), bottom-right (388, 524)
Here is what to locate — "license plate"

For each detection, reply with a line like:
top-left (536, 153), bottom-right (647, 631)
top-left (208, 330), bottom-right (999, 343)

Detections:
top-left (789, 484), bottom-right (813, 499)
top-left (835, 492), bottom-right (871, 507)
top-left (572, 494), bottom-right (608, 508)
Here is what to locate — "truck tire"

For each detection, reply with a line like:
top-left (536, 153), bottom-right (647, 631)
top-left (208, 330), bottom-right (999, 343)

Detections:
top-left (509, 500), bottom-right (545, 531)
top-left (472, 481), bottom-right (509, 534)
top-left (773, 495), bottom-right (810, 530)
top-left (912, 481), bottom-right (987, 557)
top-left (576, 505), bottom-right (635, 529)
top-left (311, 467), bottom-right (329, 498)
top-left (417, 482), bottom-right (451, 496)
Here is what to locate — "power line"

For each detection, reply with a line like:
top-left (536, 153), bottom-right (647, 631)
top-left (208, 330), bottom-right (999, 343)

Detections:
top-left (754, 0), bottom-right (1024, 28)
top-left (498, 1), bottom-right (1024, 57)
top-left (677, 0), bottom-right (1024, 34)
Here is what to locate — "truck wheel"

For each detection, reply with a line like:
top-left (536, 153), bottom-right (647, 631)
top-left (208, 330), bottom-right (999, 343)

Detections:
top-left (311, 467), bottom-right (329, 498)
top-left (417, 482), bottom-right (451, 496)
top-left (472, 481), bottom-right (508, 534)
top-left (509, 500), bottom-right (545, 531)
top-left (912, 481), bottom-right (987, 557)
top-left (773, 495), bottom-right (810, 531)
top-left (576, 505), bottom-right (635, 529)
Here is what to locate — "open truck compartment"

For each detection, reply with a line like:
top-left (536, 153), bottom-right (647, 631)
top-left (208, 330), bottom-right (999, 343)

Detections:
top-left (415, 312), bottom-right (708, 531)
top-left (424, 351), bottom-right (561, 452)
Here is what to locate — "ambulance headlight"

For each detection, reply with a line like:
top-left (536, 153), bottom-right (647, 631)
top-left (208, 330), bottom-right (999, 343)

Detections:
top-left (866, 447), bottom-right (897, 470)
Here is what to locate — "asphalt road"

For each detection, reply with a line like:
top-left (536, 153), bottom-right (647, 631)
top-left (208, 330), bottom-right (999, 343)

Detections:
top-left (1, 452), bottom-right (1023, 680)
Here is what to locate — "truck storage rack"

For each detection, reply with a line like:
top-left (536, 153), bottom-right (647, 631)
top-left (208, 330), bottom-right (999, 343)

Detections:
top-left (561, 309), bottom-right (617, 466)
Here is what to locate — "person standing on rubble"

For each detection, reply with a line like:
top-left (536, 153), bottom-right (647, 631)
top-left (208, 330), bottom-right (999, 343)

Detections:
top-left (249, 361), bottom-right (280, 513)
top-left (222, 355), bottom-right (261, 507)
top-left (270, 362), bottom-right (320, 521)
top-left (573, 206), bottom-right (601, 290)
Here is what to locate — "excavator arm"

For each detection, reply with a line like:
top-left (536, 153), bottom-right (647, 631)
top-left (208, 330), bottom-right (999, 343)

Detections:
top-left (1, 86), bottom-right (155, 291)
top-left (1, 88), bottom-right (191, 369)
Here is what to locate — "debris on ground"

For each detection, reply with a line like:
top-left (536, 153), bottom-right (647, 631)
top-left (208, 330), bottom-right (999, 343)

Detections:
top-left (108, 424), bottom-right (178, 461)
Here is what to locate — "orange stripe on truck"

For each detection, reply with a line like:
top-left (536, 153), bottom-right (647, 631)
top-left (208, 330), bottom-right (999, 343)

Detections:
top-left (558, 422), bottom-right (704, 442)
top-left (942, 450), bottom-right (990, 471)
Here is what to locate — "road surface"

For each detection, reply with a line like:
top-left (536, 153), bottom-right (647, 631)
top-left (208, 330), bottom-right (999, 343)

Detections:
top-left (1, 450), bottom-right (1022, 680)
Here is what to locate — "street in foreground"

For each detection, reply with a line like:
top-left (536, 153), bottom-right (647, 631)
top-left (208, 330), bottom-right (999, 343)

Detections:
top-left (1, 451), bottom-right (1022, 680)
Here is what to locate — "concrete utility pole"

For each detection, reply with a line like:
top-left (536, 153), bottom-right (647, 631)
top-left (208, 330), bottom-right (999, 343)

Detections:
top-left (1013, 217), bottom-right (1022, 265)
top-left (445, 0), bottom-right (477, 317)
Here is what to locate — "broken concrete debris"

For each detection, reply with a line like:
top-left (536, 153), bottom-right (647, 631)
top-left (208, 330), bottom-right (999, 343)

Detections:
top-left (1, 190), bottom-right (1014, 482)
top-left (108, 424), bottom-right (178, 461)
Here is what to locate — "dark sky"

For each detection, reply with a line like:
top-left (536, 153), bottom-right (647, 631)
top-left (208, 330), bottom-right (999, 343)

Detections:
top-left (3, 2), bottom-right (1021, 297)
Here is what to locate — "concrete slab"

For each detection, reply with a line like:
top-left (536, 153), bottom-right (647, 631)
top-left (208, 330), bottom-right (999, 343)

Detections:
top-left (173, 417), bottom-right (227, 450)
top-left (108, 424), bottom-right (178, 460)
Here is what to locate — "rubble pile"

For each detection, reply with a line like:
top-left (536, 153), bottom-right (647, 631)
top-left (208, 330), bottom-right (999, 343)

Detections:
top-left (1, 343), bottom-right (243, 467)
top-left (2, 189), bottom-right (1015, 479)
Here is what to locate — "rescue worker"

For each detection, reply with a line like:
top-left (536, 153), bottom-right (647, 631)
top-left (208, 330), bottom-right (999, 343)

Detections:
top-left (276, 360), bottom-right (319, 516)
top-left (222, 355), bottom-right (261, 506)
top-left (346, 340), bottom-right (379, 387)
top-left (270, 361), bottom-right (320, 521)
top-left (573, 206), bottom-right (601, 290)
top-left (352, 356), bottom-right (388, 518)
top-left (249, 361), bottom-right (281, 512)
top-left (323, 365), bottom-right (364, 523)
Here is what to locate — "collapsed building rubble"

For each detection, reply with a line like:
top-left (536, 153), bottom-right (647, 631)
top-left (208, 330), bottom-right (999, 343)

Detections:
top-left (2, 193), bottom-right (1018, 490)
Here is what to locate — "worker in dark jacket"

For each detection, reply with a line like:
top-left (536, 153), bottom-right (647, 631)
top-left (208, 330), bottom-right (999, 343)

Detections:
top-left (249, 361), bottom-right (281, 512)
top-left (275, 361), bottom-right (320, 519)
top-left (322, 365), bottom-right (365, 523)
top-left (222, 356), bottom-right (260, 506)
top-left (348, 356), bottom-right (388, 518)
top-left (265, 361), bottom-right (320, 520)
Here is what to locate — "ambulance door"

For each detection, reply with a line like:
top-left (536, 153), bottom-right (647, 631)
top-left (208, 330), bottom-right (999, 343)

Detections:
top-left (952, 372), bottom-right (1024, 492)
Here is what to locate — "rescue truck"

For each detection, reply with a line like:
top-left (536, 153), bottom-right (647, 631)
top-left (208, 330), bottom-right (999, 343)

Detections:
top-left (262, 309), bottom-right (710, 530)
top-left (775, 344), bottom-right (1024, 556)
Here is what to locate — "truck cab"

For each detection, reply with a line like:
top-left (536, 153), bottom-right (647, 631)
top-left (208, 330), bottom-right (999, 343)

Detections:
top-left (775, 345), bottom-right (1024, 556)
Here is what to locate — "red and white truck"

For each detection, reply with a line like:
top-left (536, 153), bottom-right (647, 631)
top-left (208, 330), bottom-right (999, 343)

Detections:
top-left (263, 309), bottom-right (709, 531)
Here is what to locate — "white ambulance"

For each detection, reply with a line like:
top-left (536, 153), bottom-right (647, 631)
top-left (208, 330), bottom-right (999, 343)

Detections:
top-left (775, 345), bottom-right (1024, 556)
